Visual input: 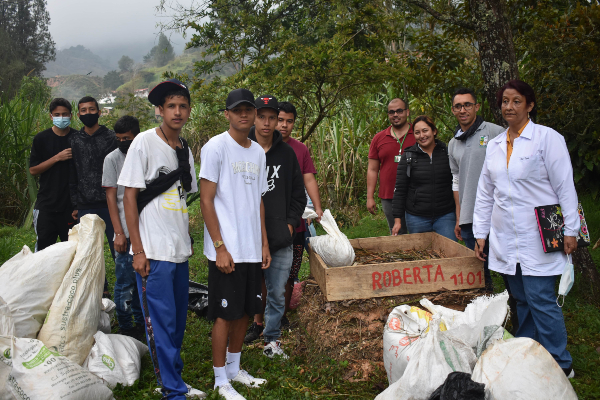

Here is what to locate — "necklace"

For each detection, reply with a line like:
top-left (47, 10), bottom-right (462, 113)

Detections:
top-left (159, 126), bottom-right (171, 148)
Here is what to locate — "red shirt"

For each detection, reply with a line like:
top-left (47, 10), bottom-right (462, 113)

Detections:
top-left (368, 125), bottom-right (415, 199)
top-left (286, 137), bottom-right (317, 232)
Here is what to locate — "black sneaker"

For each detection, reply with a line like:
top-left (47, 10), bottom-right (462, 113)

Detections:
top-left (244, 322), bottom-right (263, 344)
top-left (562, 365), bottom-right (575, 379)
top-left (281, 315), bottom-right (290, 330)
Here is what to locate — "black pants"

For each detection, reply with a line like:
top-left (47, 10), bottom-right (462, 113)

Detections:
top-left (34, 209), bottom-right (75, 251)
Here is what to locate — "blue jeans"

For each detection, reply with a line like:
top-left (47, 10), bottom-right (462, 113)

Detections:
top-left (405, 211), bottom-right (457, 242)
top-left (505, 264), bottom-right (572, 368)
top-left (79, 208), bottom-right (115, 295)
top-left (263, 245), bottom-right (293, 342)
top-left (137, 260), bottom-right (189, 400)
top-left (115, 241), bottom-right (144, 331)
top-left (460, 224), bottom-right (493, 290)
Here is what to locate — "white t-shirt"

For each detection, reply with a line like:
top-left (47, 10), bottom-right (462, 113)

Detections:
top-left (117, 128), bottom-right (198, 263)
top-left (102, 149), bottom-right (128, 238)
top-left (199, 131), bottom-right (267, 263)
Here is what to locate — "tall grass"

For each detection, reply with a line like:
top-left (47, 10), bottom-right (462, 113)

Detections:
top-left (0, 81), bottom-right (52, 226)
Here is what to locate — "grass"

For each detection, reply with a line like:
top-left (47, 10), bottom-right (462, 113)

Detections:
top-left (1, 196), bottom-right (600, 398)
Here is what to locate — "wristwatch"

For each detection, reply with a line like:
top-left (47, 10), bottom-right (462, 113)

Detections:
top-left (213, 240), bottom-right (224, 249)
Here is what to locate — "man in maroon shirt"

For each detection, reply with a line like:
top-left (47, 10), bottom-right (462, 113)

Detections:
top-left (367, 98), bottom-right (415, 234)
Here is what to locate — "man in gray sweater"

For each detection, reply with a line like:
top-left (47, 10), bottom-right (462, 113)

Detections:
top-left (448, 88), bottom-right (503, 292)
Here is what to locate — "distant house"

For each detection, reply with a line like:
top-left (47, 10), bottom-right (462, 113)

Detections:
top-left (102, 107), bottom-right (113, 115)
top-left (134, 88), bottom-right (149, 98)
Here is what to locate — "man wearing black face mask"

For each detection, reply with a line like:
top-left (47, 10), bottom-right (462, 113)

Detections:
top-left (70, 96), bottom-right (117, 298)
top-left (102, 116), bottom-right (144, 339)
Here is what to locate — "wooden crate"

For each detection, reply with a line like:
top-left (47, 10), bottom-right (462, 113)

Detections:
top-left (309, 232), bottom-right (483, 301)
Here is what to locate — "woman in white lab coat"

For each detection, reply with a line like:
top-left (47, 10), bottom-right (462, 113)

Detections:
top-left (472, 80), bottom-right (578, 377)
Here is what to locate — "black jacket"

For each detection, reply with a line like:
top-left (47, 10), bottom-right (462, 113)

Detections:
top-left (249, 128), bottom-right (307, 253)
top-left (69, 125), bottom-right (117, 209)
top-left (392, 140), bottom-right (455, 219)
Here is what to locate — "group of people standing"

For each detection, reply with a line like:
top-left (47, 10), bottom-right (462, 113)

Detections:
top-left (29, 81), bottom-right (323, 399)
top-left (368, 80), bottom-right (578, 379)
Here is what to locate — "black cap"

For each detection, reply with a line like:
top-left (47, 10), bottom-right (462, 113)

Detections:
top-left (148, 78), bottom-right (189, 106)
top-left (222, 88), bottom-right (255, 111)
top-left (255, 95), bottom-right (279, 112)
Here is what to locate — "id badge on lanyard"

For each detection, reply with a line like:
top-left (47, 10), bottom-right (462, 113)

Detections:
top-left (393, 128), bottom-right (408, 163)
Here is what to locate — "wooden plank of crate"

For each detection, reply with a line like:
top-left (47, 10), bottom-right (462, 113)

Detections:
top-left (349, 232), bottom-right (435, 253)
top-left (308, 244), bottom-right (328, 297)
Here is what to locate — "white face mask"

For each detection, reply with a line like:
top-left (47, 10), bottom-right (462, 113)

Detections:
top-left (557, 254), bottom-right (574, 307)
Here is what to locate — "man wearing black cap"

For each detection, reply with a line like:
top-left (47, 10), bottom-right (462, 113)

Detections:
top-left (247, 95), bottom-right (306, 359)
top-left (199, 88), bottom-right (271, 399)
top-left (118, 79), bottom-right (205, 399)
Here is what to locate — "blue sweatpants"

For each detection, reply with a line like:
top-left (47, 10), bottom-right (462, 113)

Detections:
top-left (137, 260), bottom-right (189, 400)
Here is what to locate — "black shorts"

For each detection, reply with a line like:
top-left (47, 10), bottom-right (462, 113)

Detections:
top-left (207, 261), bottom-right (263, 321)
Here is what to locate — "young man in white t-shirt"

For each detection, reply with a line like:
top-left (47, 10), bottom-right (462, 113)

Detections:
top-left (118, 79), bottom-right (205, 400)
top-left (200, 88), bottom-right (271, 400)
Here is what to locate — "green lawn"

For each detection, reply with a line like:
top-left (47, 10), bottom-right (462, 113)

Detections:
top-left (1, 196), bottom-right (600, 399)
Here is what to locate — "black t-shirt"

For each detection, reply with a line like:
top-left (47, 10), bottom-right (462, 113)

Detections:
top-left (29, 127), bottom-right (76, 212)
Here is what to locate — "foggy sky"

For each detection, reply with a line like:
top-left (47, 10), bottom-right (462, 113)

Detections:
top-left (47, 0), bottom-right (191, 61)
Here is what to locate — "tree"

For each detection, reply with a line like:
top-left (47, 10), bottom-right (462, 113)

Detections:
top-left (144, 33), bottom-right (175, 67)
top-left (0, 0), bottom-right (55, 97)
top-left (118, 55), bottom-right (134, 72)
top-left (399, 0), bottom-right (519, 124)
top-left (103, 70), bottom-right (123, 90)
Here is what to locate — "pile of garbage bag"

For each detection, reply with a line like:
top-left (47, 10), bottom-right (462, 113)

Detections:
top-left (0, 215), bottom-right (148, 400)
top-left (376, 291), bottom-right (577, 400)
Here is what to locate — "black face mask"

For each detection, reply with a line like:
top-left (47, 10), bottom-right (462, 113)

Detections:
top-left (118, 140), bottom-right (132, 154)
top-left (79, 112), bottom-right (99, 128)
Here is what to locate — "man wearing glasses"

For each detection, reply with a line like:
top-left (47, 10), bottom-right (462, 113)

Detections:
top-left (448, 88), bottom-right (503, 292)
top-left (367, 98), bottom-right (415, 234)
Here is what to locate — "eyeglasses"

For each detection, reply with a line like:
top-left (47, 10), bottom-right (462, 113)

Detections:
top-left (452, 102), bottom-right (476, 112)
top-left (387, 108), bottom-right (407, 115)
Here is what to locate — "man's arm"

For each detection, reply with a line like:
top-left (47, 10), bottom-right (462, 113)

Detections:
top-left (200, 178), bottom-right (235, 273)
top-left (260, 198), bottom-right (271, 270)
top-left (366, 158), bottom-right (380, 215)
top-left (105, 187), bottom-right (127, 253)
top-left (30, 149), bottom-right (72, 176)
top-left (453, 191), bottom-right (462, 240)
top-left (123, 187), bottom-right (150, 276)
top-left (69, 158), bottom-right (79, 219)
top-left (304, 173), bottom-right (323, 222)
top-left (288, 158), bottom-right (307, 234)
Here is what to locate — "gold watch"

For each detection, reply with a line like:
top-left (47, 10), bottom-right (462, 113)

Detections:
top-left (213, 240), bottom-right (224, 249)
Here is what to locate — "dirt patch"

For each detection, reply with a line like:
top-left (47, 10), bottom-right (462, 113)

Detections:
top-left (293, 279), bottom-right (486, 379)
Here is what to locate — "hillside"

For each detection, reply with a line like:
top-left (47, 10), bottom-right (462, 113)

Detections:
top-left (44, 45), bottom-right (112, 77)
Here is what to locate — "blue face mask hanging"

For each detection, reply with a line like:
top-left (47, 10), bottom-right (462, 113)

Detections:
top-left (557, 254), bottom-right (574, 307)
top-left (53, 116), bottom-right (71, 129)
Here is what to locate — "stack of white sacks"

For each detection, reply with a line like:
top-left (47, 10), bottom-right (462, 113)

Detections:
top-left (0, 215), bottom-right (148, 400)
top-left (377, 291), bottom-right (578, 400)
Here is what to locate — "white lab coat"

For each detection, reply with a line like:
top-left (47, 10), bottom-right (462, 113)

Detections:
top-left (472, 121), bottom-right (579, 276)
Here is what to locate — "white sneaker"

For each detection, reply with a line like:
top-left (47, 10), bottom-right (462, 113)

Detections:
top-left (263, 340), bottom-right (289, 359)
top-left (230, 369), bottom-right (267, 387)
top-left (153, 383), bottom-right (207, 399)
top-left (567, 369), bottom-right (575, 379)
top-left (216, 383), bottom-right (246, 400)
top-left (185, 383), bottom-right (207, 398)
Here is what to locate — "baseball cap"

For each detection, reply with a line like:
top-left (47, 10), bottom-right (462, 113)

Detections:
top-left (222, 88), bottom-right (255, 111)
top-left (148, 78), bottom-right (190, 106)
top-left (255, 95), bottom-right (279, 112)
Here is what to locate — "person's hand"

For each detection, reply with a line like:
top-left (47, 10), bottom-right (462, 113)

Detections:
top-left (315, 207), bottom-right (324, 223)
top-left (114, 234), bottom-right (127, 254)
top-left (262, 245), bottom-right (271, 270)
top-left (71, 210), bottom-right (78, 220)
top-left (475, 239), bottom-right (487, 262)
top-left (367, 197), bottom-right (377, 215)
top-left (54, 148), bottom-right (72, 162)
top-left (391, 218), bottom-right (402, 236)
top-left (288, 224), bottom-right (294, 237)
top-left (455, 223), bottom-right (462, 241)
top-left (216, 246), bottom-right (235, 274)
top-left (133, 251), bottom-right (151, 277)
top-left (564, 236), bottom-right (578, 255)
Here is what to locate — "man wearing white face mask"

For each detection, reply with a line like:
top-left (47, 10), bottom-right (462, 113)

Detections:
top-left (29, 98), bottom-right (78, 251)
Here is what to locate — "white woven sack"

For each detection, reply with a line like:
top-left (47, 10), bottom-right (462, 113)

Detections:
top-left (0, 336), bottom-right (113, 400)
top-left (38, 214), bottom-right (106, 365)
top-left (307, 209), bottom-right (355, 267)
top-left (0, 241), bottom-right (77, 338)
top-left (98, 299), bottom-right (116, 334)
top-left (0, 296), bottom-right (14, 337)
